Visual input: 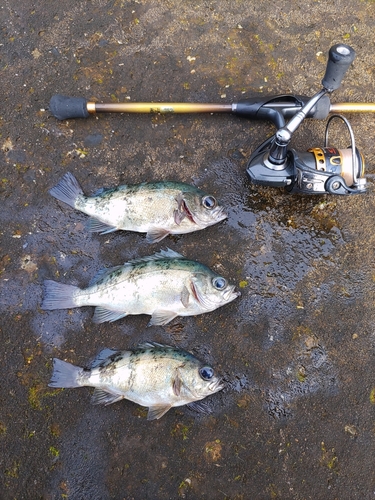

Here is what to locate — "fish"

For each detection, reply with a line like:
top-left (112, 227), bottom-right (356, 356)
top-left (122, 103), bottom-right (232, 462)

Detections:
top-left (48, 342), bottom-right (224, 420)
top-left (41, 248), bottom-right (240, 325)
top-left (49, 172), bottom-right (227, 243)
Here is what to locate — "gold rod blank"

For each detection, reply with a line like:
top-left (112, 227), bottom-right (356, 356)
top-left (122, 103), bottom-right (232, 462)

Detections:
top-left (87, 101), bottom-right (375, 115)
top-left (330, 103), bottom-right (375, 113)
top-left (91, 102), bottom-right (233, 114)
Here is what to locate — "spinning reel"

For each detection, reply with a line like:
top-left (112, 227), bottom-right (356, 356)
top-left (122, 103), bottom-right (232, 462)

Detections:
top-left (246, 44), bottom-right (366, 195)
top-left (49, 44), bottom-right (368, 196)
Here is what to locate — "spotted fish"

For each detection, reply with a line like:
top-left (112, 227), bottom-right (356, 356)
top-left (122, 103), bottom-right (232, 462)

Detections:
top-left (48, 342), bottom-right (224, 420)
top-left (41, 248), bottom-right (240, 325)
top-left (49, 172), bottom-right (227, 243)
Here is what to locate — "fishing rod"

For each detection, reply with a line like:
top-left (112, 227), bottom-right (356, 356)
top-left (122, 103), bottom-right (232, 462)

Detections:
top-left (49, 44), bottom-right (369, 196)
top-left (49, 93), bottom-right (375, 126)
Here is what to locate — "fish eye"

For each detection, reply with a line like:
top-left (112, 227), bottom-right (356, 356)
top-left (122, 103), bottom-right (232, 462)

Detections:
top-left (202, 195), bottom-right (217, 210)
top-left (212, 277), bottom-right (227, 290)
top-left (200, 366), bottom-right (214, 380)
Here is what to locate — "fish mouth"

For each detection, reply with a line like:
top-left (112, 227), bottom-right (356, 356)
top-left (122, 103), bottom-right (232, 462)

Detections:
top-left (223, 285), bottom-right (241, 303)
top-left (209, 377), bottom-right (225, 393)
top-left (210, 205), bottom-right (228, 223)
top-left (190, 280), bottom-right (239, 309)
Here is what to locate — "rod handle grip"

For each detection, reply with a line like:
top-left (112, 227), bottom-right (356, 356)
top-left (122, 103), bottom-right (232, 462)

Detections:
top-left (322, 44), bottom-right (356, 91)
top-left (49, 94), bottom-right (89, 120)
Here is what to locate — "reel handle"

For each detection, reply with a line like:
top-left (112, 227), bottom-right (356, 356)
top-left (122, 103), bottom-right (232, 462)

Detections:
top-left (322, 44), bottom-right (356, 91)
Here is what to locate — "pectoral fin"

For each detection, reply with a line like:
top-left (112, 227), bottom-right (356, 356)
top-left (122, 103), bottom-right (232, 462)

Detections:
top-left (180, 285), bottom-right (190, 308)
top-left (173, 207), bottom-right (186, 225)
top-left (172, 370), bottom-right (182, 396)
top-left (147, 404), bottom-right (172, 420)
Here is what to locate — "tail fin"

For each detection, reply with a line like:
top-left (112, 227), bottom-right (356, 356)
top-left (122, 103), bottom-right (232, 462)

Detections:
top-left (49, 172), bottom-right (84, 208)
top-left (49, 358), bottom-right (83, 388)
top-left (41, 280), bottom-right (79, 310)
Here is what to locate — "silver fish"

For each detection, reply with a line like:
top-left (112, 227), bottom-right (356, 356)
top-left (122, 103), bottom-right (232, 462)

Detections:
top-left (49, 172), bottom-right (227, 243)
top-left (42, 248), bottom-right (240, 325)
top-left (48, 342), bottom-right (224, 420)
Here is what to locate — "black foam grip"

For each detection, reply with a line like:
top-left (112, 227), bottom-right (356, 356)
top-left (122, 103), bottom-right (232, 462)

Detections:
top-left (49, 94), bottom-right (90, 120)
top-left (322, 44), bottom-right (356, 91)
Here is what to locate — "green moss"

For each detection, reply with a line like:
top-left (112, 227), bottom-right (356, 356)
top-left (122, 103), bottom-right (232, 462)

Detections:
top-left (178, 478), bottom-right (192, 497)
top-left (28, 383), bottom-right (61, 410)
top-left (5, 461), bottom-right (20, 478)
top-left (320, 441), bottom-right (338, 472)
top-left (171, 423), bottom-right (190, 440)
top-left (49, 446), bottom-right (60, 458)
top-left (327, 455), bottom-right (338, 469)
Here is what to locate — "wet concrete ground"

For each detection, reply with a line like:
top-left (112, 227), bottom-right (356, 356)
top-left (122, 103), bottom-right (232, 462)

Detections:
top-left (1, 1), bottom-right (375, 498)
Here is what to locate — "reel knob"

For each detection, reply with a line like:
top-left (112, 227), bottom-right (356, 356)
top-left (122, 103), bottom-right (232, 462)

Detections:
top-left (322, 44), bottom-right (356, 91)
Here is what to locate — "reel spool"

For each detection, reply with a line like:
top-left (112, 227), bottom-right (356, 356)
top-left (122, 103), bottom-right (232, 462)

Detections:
top-left (286, 115), bottom-right (366, 195)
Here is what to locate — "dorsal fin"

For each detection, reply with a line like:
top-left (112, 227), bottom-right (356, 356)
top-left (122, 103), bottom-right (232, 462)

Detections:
top-left (89, 266), bottom-right (124, 286)
top-left (135, 342), bottom-right (173, 350)
top-left (124, 248), bottom-right (184, 266)
top-left (89, 348), bottom-right (120, 368)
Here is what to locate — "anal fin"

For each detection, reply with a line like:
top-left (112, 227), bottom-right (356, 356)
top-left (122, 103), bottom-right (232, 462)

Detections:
top-left (91, 388), bottom-right (124, 406)
top-left (93, 307), bottom-right (128, 324)
top-left (87, 217), bottom-right (118, 234)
